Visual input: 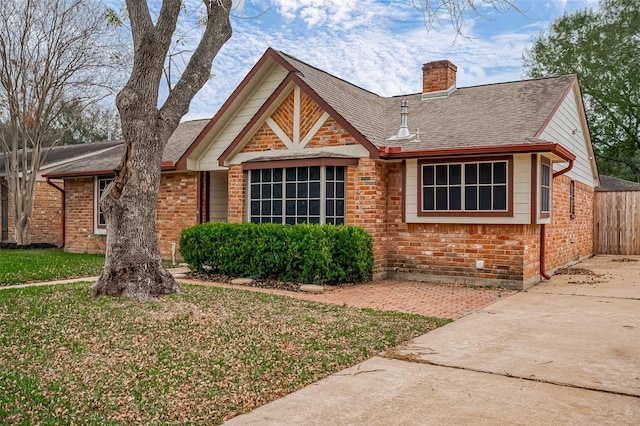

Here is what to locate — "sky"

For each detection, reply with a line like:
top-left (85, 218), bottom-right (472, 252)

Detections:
top-left (166, 0), bottom-right (601, 121)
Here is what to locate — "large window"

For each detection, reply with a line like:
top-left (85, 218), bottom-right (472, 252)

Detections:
top-left (249, 166), bottom-right (345, 225)
top-left (95, 177), bottom-right (114, 229)
top-left (419, 159), bottom-right (510, 215)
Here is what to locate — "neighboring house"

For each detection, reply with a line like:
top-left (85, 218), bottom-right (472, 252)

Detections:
top-left (42, 120), bottom-right (210, 258)
top-left (597, 175), bottom-right (640, 192)
top-left (181, 48), bottom-right (598, 289)
top-left (0, 141), bottom-right (121, 246)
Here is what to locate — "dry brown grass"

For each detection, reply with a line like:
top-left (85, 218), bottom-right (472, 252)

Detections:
top-left (0, 282), bottom-right (448, 424)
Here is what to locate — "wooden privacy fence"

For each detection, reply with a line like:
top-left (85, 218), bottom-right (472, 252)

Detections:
top-left (594, 191), bottom-right (640, 255)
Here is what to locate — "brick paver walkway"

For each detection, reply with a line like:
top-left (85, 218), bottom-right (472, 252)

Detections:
top-left (179, 279), bottom-right (516, 320)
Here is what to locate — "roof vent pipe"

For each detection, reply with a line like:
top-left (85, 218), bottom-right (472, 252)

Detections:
top-left (396, 99), bottom-right (411, 139)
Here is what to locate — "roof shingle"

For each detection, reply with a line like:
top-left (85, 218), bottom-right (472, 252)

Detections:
top-left (276, 50), bottom-right (576, 152)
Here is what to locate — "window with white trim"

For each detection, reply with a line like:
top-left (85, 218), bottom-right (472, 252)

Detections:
top-left (95, 177), bottom-right (114, 228)
top-left (540, 160), bottom-right (551, 215)
top-left (420, 160), bottom-right (508, 213)
top-left (249, 166), bottom-right (345, 225)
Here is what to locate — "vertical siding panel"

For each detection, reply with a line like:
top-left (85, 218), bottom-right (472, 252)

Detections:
top-left (594, 191), bottom-right (640, 255)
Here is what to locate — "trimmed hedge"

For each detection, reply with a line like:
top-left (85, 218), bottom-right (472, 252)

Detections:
top-left (179, 222), bottom-right (373, 284)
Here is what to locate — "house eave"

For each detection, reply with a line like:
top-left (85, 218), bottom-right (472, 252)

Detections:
top-left (378, 142), bottom-right (576, 162)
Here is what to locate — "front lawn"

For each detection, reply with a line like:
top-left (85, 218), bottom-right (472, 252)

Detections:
top-left (0, 249), bottom-right (105, 285)
top-left (0, 283), bottom-right (449, 424)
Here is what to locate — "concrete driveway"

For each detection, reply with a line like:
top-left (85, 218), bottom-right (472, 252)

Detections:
top-left (225, 255), bottom-right (640, 425)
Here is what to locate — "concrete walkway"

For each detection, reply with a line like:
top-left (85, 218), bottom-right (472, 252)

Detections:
top-left (225, 255), bottom-right (640, 425)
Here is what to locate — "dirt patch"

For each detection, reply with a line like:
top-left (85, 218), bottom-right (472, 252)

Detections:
top-left (611, 257), bottom-right (639, 263)
top-left (555, 267), bottom-right (596, 276)
top-left (554, 267), bottom-right (606, 285)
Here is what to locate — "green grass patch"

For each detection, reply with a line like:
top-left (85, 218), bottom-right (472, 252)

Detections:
top-left (0, 249), bottom-right (105, 286)
top-left (0, 283), bottom-right (450, 424)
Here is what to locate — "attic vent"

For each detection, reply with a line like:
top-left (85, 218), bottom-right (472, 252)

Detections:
top-left (387, 99), bottom-right (415, 142)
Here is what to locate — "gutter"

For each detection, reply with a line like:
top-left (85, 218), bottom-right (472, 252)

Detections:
top-left (540, 158), bottom-right (575, 280)
top-left (378, 142), bottom-right (576, 162)
top-left (46, 177), bottom-right (65, 248)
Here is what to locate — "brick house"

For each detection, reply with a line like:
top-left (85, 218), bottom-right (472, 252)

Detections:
top-left (42, 120), bottom-right (210, 258)
top-left (1, 141), bottom-right (120, 246)
top-left (181, 48), bottom-right (598, 289)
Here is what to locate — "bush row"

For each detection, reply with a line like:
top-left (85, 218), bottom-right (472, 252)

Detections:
top-left (179, 222), bottom-right (373, 284)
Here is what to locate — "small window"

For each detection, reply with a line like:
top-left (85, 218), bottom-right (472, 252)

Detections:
top-left (540, 159), bottom-right (551, 217)
top-left (96, 177), bottom-right (114, 228)
top-left (569, 180), bottom-right (575, 218)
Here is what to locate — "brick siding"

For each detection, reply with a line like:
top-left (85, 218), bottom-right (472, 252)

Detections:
top-left (227, 165), bottom-right (245, 223)
top-left (224, 83), bottom-right (595, 289)
top-left (306, 117), bottom-right (357, 148)
top-left (543, 175), bottom-right (594, 271)
top-left (0, 179), bottom-right (63, 245)
top-left (241, 122), bottom-right (288, 152)
top-left (64, 172), bottom-right (198, 259)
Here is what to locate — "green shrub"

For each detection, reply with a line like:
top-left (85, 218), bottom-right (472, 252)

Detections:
top-left (179, 222), bottom-right (373, 284)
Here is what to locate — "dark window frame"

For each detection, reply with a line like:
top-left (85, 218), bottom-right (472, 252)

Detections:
top-left (417, 156), bottom-right (514, 217)
top-left (569, 179), bottom-right (575, 219)
top-left (248, 165), bottom-right (346, 225)
top-left (540, 157), bottom-right (551, 219)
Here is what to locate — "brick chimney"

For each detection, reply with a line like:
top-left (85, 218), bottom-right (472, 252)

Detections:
top-left (422, 60), bottom-right (457, 95)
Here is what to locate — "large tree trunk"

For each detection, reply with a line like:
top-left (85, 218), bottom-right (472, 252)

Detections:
top-left (93, 0), bottom-right (232, 301)
top-left (93, 115), bottom-right (179, 301)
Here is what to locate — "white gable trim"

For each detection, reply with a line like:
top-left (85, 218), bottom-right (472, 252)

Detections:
top-left (266, 117), bottom-right (293, 149)
top-left (300, 112), bottom-right (330, 148)
top-left (293, 86), bottom-right (301, 145)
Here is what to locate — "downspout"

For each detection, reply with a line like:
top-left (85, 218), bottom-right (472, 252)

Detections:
top-left (540, 159), bottom-right (574, 280)
top-left (46, 177), bottom-right (65, 248)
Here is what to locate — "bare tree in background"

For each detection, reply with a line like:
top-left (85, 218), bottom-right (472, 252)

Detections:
top-left (95, 0), bottom-right (519, 301)
top-left (0, 0), bottom-right (120, 245)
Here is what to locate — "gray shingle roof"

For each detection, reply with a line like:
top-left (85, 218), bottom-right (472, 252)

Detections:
top-left (276, 51), bottom-right (576, 152)
top-left (0, 140), bottom-right (122, 175)
top-left (597, 175), bottom-right (640, 192)
top-left (43, 119), bottom-right (209, 177)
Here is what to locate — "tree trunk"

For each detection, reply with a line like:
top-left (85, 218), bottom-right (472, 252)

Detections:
top-left (92, 116), bottom-right (179, 301)
top-left (14, 217), bottom-right (30, 246)
top-left (93, 0), bottom-right (232, 301)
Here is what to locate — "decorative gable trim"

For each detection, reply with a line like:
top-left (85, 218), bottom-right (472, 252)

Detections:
top-left (301, 112), bottom-right (330, 147)
top-left (176, 48), bottom-right (297, 170)
top-left (265, 117), bottom-right (294, 149)
top-left (218, 73), bottom-right (380, 167)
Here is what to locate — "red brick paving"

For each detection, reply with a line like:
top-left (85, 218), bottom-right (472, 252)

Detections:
top-left (179, 279), bottom-right (516, 320)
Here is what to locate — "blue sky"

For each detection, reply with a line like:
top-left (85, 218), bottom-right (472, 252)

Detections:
top-left (172, 0), bottom-right (600, 121)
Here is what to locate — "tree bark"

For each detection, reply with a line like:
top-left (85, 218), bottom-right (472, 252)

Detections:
top-left (92, 113), bottom-right (180, 300)
top-left (93, 0), bottom-right (231, 301)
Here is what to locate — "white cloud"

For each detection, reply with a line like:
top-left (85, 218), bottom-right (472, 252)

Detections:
top-left (182, 0), bottom-right (581, 120)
